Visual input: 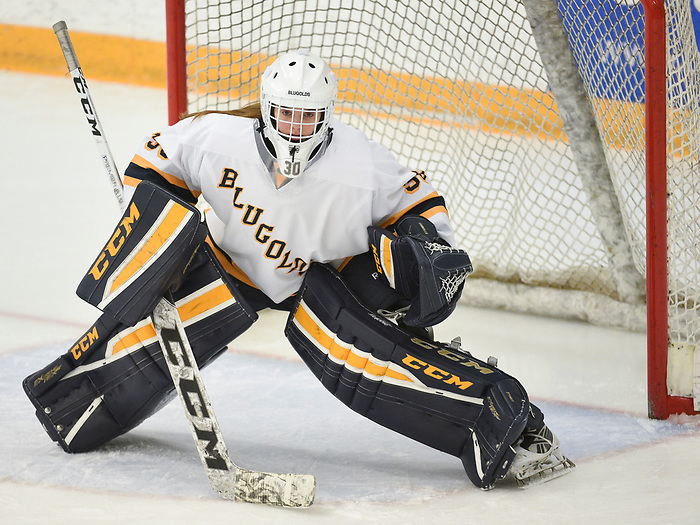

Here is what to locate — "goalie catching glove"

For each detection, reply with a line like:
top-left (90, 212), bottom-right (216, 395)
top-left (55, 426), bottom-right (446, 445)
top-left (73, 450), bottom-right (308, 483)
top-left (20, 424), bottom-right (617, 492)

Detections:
top-left (368, 216), bottom-right (472, 327)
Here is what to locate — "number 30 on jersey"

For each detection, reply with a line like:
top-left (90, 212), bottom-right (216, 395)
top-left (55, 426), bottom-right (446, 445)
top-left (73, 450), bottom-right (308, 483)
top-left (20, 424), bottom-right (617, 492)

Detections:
top-left (283, 160), bottom-right (301, 177)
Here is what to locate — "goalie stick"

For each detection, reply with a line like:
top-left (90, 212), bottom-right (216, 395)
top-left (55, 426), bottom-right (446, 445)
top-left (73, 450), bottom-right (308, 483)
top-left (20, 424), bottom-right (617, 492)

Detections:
top-left (51, 20), bottom-right (316, 507)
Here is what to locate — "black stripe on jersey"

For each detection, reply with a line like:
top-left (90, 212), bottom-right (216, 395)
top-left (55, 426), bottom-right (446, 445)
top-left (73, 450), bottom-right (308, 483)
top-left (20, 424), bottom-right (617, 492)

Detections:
top-left (124, 162), bottom-right (199, 205)
top-left (387, 195), bottom-right (448, 231)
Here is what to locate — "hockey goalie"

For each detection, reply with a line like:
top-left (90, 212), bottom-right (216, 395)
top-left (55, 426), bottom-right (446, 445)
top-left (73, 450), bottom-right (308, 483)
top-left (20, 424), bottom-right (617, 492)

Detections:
top-left (23, 49), bottom-right (573, 491)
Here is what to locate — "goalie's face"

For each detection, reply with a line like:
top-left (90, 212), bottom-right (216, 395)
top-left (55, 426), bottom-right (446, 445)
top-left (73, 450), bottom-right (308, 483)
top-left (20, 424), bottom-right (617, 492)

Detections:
top-left (273, 105), bottom-right (324, 143)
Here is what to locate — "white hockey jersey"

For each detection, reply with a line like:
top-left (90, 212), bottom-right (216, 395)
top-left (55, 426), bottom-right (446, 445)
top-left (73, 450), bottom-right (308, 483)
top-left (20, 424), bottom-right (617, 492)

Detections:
top-left (126, 113), bottom-right (455, 303)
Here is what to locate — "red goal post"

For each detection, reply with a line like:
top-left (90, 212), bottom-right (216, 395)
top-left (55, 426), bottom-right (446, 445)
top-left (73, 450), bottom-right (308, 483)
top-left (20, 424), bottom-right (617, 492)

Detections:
top-left (164, 0), bottom-right (700, 420)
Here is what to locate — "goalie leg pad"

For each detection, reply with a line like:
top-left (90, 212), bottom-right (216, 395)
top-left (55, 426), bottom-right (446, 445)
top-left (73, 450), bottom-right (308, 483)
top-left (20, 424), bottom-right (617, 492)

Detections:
top-left (76, 181), bottom-right (208, 326)
top-left (24, 319), bottom-right (179, 453)
top-left (284, 263), bottom-right (529, 485)
top-left (23, 245), bottom-right (257, 452)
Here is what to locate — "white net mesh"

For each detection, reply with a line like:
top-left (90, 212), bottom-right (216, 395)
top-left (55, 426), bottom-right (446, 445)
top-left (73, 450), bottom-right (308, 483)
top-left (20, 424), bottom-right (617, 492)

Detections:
top-left (178, 0), bottom-right (700, 349)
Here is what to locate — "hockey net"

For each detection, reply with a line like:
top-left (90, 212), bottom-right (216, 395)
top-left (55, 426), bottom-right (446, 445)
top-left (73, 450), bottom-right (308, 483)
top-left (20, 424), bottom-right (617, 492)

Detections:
top-left (165, 0), bottom-right (700, 418)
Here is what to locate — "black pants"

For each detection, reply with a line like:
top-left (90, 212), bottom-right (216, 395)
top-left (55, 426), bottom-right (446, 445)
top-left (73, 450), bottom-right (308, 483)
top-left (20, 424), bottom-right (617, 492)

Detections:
top-left (232, 250), bottom-right (406, 314)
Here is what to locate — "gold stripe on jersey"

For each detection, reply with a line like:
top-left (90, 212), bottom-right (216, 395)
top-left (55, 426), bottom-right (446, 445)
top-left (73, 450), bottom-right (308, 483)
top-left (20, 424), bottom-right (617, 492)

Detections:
top-left (107, 202), bottom-right (193, 294)
top-left (131, 154), bottom-right (202, 198)
top-left (421, 206), bottom-right (449, 221)
top-left (337, 199), bottom-right (449, 273)
top-left (337, 191), bottom-right (449, 272)
top-left (123, 174), bottom-right (141, 189)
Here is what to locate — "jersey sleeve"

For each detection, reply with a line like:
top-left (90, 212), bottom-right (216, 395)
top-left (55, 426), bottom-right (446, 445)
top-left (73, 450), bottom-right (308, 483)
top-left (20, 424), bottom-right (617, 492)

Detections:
top-left (371, 145), bottom-right (457, 247)
top-left (123, 118), bottom-right (203, 205)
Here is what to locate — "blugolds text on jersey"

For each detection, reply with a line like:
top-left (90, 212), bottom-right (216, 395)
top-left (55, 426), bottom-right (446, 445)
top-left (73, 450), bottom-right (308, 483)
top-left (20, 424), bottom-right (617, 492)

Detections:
top-left (219, 167), bottom-right (309, 275)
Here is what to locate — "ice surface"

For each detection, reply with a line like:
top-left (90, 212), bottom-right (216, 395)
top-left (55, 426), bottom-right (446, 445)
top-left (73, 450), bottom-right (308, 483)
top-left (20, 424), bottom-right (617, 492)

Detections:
top-left (1, 3), bottom-right (700, 522)
top-left (4, 345), bottom-right (695, 504)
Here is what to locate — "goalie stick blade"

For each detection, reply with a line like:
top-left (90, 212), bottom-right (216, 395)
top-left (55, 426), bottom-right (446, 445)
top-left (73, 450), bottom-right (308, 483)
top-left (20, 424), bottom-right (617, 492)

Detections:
top-left (234, 469), bottom-right (316, 507)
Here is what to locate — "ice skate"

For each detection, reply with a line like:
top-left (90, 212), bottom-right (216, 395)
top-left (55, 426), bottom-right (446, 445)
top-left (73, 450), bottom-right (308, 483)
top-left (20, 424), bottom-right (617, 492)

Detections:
top-left (507, 423), bottom-right (575, 487)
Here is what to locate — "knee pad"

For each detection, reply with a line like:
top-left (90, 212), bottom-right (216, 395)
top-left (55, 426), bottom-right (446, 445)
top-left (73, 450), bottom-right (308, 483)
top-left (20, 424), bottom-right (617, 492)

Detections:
top-left (24, 245), bottom-right (257, 452)
top-left (284, 263), bottom-right (529, 486)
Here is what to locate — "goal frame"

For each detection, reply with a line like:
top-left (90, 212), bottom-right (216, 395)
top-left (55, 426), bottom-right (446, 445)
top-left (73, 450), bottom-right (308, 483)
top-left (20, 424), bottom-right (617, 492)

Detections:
top-left (643, 1), bottom-right (669, 419)
top-left (163, 0), bottom-right (694, 420)
top-left (643, 0), bottom-right (692, 420)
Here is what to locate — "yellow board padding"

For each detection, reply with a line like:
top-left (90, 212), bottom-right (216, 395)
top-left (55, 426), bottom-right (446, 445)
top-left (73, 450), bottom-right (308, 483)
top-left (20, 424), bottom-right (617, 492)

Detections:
top-left (183, 48), bottom-right (653, 149)
top-left (8, 23), bottom-right (692, 152)
top-left (181, 47), bottom-right (572, 141)
top-left (0, 23), bottom-right (166, 87)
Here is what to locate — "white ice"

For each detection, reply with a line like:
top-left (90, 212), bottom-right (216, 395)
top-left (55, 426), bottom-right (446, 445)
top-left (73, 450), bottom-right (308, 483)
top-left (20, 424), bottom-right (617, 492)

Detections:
top-left (2, 4), bottom-right (700, 524)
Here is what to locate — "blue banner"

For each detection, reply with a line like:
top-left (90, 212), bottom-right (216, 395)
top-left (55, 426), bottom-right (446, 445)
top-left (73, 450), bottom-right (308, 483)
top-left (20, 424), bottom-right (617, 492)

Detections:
top-left (691, 0), bottom-right (700, 50)
top-left (558, 0), bottom-right (645, 102)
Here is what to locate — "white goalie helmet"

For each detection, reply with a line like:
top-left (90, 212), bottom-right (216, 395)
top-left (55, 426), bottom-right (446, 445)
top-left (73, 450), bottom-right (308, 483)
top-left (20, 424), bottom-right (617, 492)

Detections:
top-left (260, 49), bottom-right (338, 178)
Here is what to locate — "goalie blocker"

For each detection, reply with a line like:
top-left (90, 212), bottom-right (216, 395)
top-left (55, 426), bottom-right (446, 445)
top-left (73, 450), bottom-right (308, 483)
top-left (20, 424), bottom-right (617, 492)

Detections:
top-left (75, 180), bottom-right (207, 326)
top-left (286, 263), bottom-right (537, 489)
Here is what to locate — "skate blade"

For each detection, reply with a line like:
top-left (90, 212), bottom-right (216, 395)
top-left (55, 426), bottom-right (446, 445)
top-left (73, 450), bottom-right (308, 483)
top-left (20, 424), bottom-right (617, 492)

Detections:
top-left (515, 457), bottom-right (576, 488)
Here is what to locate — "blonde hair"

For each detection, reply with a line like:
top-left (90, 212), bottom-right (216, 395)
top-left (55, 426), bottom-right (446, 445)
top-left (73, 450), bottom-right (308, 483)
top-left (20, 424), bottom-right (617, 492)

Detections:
top-left (185, 101), bottom-right (262, 120)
